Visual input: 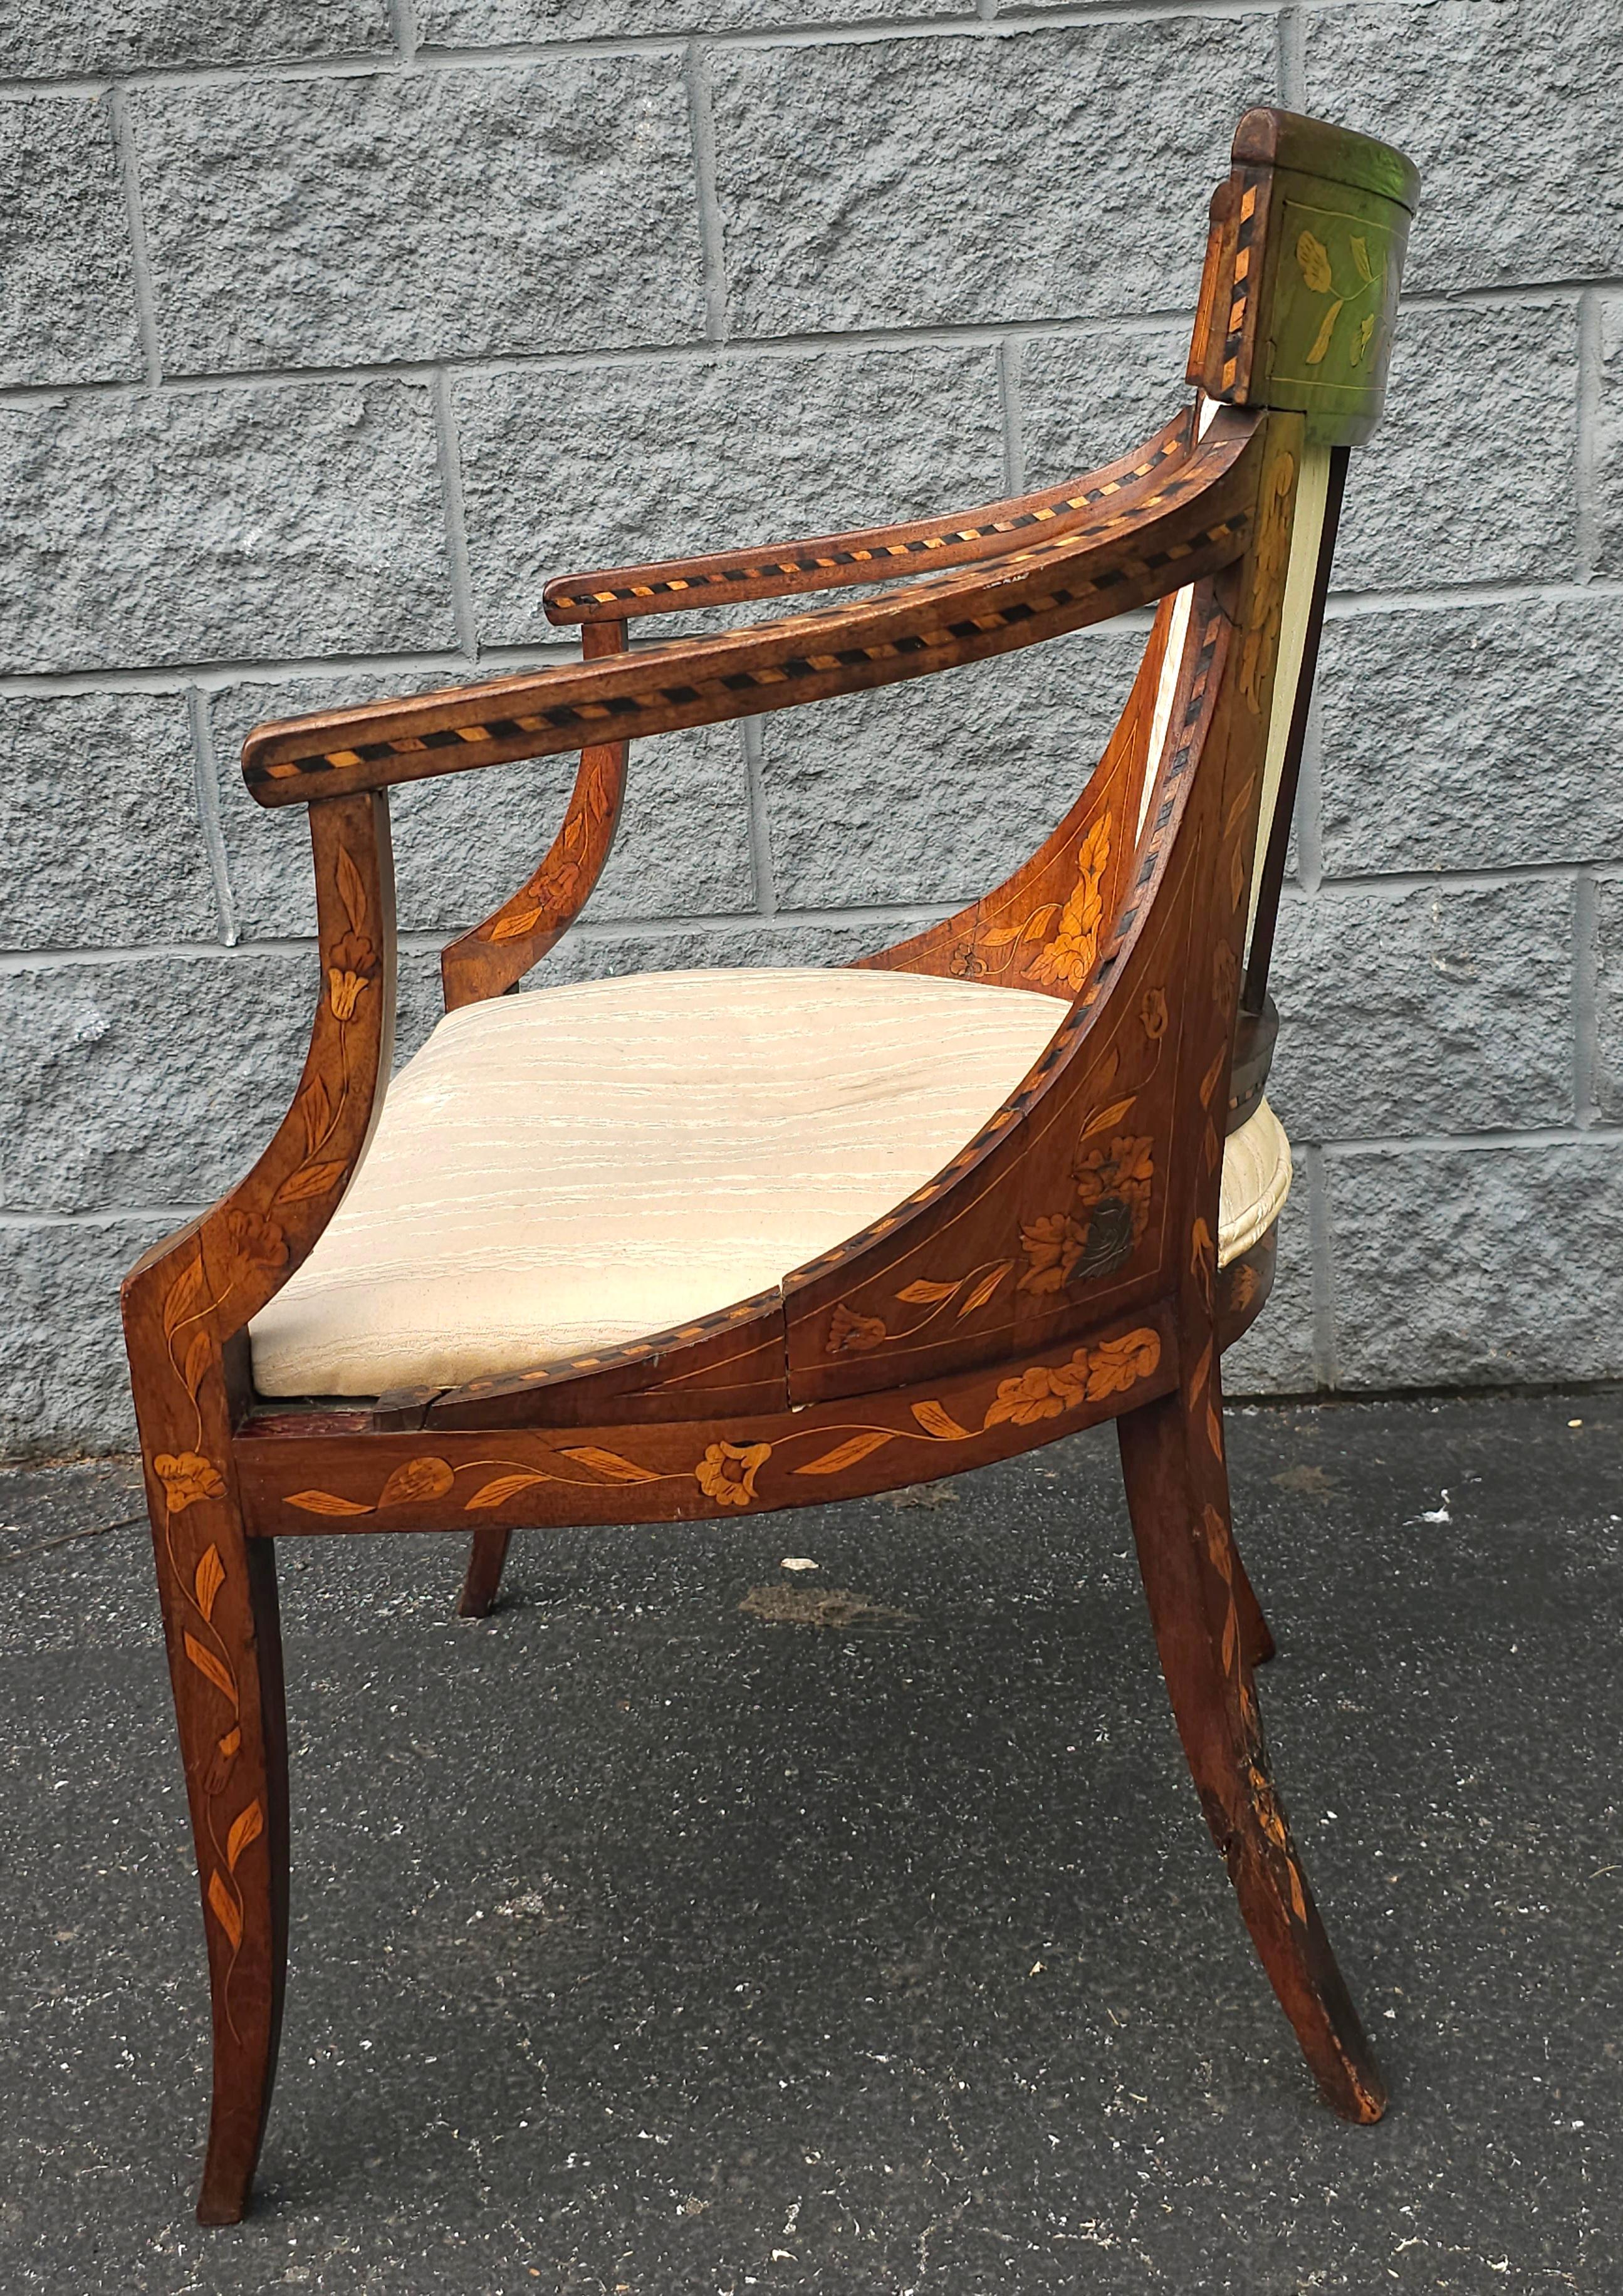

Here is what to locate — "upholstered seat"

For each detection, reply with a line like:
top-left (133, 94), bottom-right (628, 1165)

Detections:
top-left (250, 966), bottom-right (1290, 1397)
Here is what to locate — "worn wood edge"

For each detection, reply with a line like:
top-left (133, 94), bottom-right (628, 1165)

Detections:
top-left (1231, 106), bottom-right (1421, 213)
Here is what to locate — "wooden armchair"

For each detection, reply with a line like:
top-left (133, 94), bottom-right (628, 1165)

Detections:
top-left (122, 108), bottom-right (1419, 2222)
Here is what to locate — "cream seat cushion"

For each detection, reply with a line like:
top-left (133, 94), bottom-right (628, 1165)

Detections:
top-left (249, 968), bottom-right (1290, 1398)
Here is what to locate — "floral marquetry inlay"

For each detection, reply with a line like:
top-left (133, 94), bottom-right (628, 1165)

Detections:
top-left (1271, 198), bottom-right (1401, 403)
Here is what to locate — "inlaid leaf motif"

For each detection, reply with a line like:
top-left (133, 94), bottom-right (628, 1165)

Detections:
top-left (895, 1279), bottom-right (961, 1305)
top-left (1305, 300), bottom-right (1344, 367)
top-left (981, 904), bottom-right (1057, 951)
top-left (377, 1456), bottom-right (455, 1509)
top-left (275, 1161), bottom-right (348, 1206)
top-left (958, 1262), bottom-right (1013, 1317)
top-left (194, 1544), bottom-right (226, 1624)
top-left (489, 907), bottom-right (544, 944)
top-left (561, 1447), bottom-right (662, 1483)
top-left (1080, 1097), bottom-right (1137, 1139)
top-left (204, 1726), bottom-right (241, 1796)
top-left (911, 1400), bottom-right (972, 1441)
top-left (226, 1799), bottom-right (264, 1872)
top-left (162, 1255), bottom-right (207, 1340)
top-left (1350, 233), bottom-right (1373, 284)
top-left (1287, 1862), bottom-right (1307, 1921)
top-left (181, 1330), bottom-right (212, 1402)
top-left (298, 1077), bottom-right (333, 1156)
top-left (795, 1431), bottom-right (896, 1476)
top-left (207, 1869), bottom-right (243, 1949)
top-left (335, 843), bottom-right (368, 934)
top-left (286, 1489), bottom-right (374, 1515)
top-left (465, 1471), bottom-right (552, 1509)
top-left (1352, 313), bottom-right (1376, 367)
top-left (1296, 231), bottom-right (1333, 293)
top-left (184, 1631), bottom-right (237, 1705)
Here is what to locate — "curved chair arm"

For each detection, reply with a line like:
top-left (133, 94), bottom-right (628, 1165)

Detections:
top-left (439, 620), bottom-right (629, 1011)
top-left (541, 413), bottom-right (1194, 625)
top-left (123, 791), bottom-right (397, 1378)
top-left (244, 407), bottom-right (1264, 813)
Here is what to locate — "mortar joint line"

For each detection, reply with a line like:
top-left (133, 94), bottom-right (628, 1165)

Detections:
top-left (684, 39), bottom-right (729, 344)
top-left (1575, 285), bottom-right (1602, 582)
top-left (996, 338), bottom-right (1026, 495)
top-left (429, 369), bottom-right (480, 664)
top-left (106, 82), bottom-right (161, 389)
top-left (185, 687), bottom-right (238, 947)
top-left (388, 0), bottom-right (419, 67)
top-left (1276, 1), bottom-right (1305, 109)
top-left (1573, 868), bottom-right (1600, 1129)
top-left (739, 716), bottom-right (778, 920)
top-left (1303, 1141), bottom-right (1339, 1392)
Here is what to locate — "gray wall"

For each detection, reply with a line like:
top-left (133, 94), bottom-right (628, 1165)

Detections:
top-left (2, 1), bottom-right (1616, 1453)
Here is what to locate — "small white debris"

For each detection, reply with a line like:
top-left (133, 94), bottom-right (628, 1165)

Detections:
top-left (1569, 1418), bottom-right (1584, 1428)
top-left (1417, 1489), bottom-right (1451, 1525)
top-left (780, 1557), bottom-right (819, 1572)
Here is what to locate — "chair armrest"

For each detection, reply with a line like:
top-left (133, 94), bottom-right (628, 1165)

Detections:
top-left (541, 412), bottom-right (1193, 624)
top-left (244, 405), bottom-right (1265, 812)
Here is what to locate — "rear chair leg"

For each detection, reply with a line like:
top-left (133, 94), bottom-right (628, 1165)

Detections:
top-left (1116, 1375), bottom-right (1384, 2122)
top-left (459, 1528), bottom-right (513, 1619)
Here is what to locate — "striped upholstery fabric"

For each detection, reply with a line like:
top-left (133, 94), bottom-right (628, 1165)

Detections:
top-left (249, 968), bottom-right (1290, 1398)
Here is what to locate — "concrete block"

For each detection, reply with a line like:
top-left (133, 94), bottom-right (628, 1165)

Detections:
top-left (0, 1), bottom-right (389, 79)
top-left (0, 97), bottom-right (141, 387)
top-left (758, 626), bottom-right (1147, 910)
top-left (1335, 300), bottom-right (1579, 590)
top-left (1592, 300), bottom-right (1623, 578)
top-left (209, 671), bottom-right (753, 940)
top-left (1303, 0), bottom-right (1623, 294)
top-left (1016, 325), bottom-right (1189, 491)
top-left (0, 694), bottom-right (217, 949)
top-left (0, 954), bottom-right (314, 1214)
top-left (0, 382), bottom-right (452, 675)
top-left (710, 21), bottom-right (1276, 337)
top-left (0, 1218), bottom-right (172, 1458)
top-left (530, 916), bottom-right (946, 989)
top-left (130, 60), bottom-right (704, 373)
top-left (1268, 879), bottom-right (1573, 1140)
top-left (1317, 599), bottom-right (1623, 877)
top-left (454, 345), bottom-right (1006, 648)
top-left (419, 0), bottom-right (915, 34)
top-left (1327, 1144), bottom-right (1623, 1387)
top-left (1221, 1182), bottom-right (1320, 1398)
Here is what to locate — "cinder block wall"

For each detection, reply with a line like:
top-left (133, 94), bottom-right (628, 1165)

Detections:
top-left (2, 2), bottom-right (1615, 1453)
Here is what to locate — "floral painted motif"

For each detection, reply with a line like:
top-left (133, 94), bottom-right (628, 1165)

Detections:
top-left (694, 1442), bottom-right (773, 1507)
top-left (1294, 224), bottom-right (1386, 373)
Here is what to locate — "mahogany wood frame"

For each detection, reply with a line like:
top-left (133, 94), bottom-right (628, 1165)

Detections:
top-left (122, 108), bottom-right (1418, 2221)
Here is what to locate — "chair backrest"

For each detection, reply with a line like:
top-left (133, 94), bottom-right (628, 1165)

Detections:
top-left (1175, 109), bottom-right (1419, 1023)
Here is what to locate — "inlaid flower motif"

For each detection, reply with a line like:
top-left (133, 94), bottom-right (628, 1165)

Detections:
top-left (827, 1303), bottom-right (889, 1355)
top-left (1075, 1135), bottom-right (1154, 1243)
top-left (326, 931), bottom-right (375, 1021)
top-left (226, 1208), bottom-right (288, 1275)
top-left (986, 1351), bottom-right (1090, 1427)
top-left (1030, 815), bottom-right (1111, 993)
top-left (1017, 1211), bottom-right (1089, 1295)
top-left (1140, 986), bottom-right (1168, 1042)
top-left (694, 1441), bottom-right (772, 1507)
top-left (154, 1451), bottom-right (226, 1513)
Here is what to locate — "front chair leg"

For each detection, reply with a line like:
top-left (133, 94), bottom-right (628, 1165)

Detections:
top-left (1116, 1379), bottom-right (1384, 2122)
top-left (147, 1487), bottom-right (290, 2222)
top-left (458, 1528), bottom-right (513, 1618)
